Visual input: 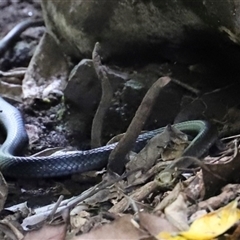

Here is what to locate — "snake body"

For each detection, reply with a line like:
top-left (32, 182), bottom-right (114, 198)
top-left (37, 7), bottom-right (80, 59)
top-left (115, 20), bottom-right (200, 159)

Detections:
top-left (0, 97), bottom-right (218, 178)
top-left (0, 19), bottom-right (44, 57)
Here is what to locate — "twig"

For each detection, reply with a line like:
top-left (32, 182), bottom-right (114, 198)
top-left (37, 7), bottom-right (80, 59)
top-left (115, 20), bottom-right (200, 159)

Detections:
top-left (47, 195), bottom-right (64, 223)
top-left (108, 76), bottom-right (171, 175)
top-left (0, 69), bottom-right (26, 78)
top-left (221, 133), bottom-right (240, 140)
top-left (91, 42), bottom-right (113, 148)
top-left (109, 180), bottom-right (159, 213)
top-left (171, 78), bottom-right (200, 95)
top-left (187, 184), bottom-right (240, 215)
top-left (0, 220), bottom-right (24, 240)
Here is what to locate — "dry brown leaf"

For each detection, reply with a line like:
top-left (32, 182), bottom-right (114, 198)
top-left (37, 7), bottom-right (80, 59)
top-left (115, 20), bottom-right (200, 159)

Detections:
top-left (22, 32), bottom-right (68, 99)
top-left (164, 194), bottom-right (189, 231)
top-left (72, 215), bottom-right (148, 240)
top-left (202, 149), bottom-right (240, 198)
top-left (70, 209), bottom-right (90, 229)
top-left (127, 125), bottom-right (188, 184)
top-left (0, 81), bottom-right (22, 101)
top-left (154, 182), bottom-right (184, 213)
top-left (24, 224), bottom-right (67, 240)
top-left (139, 212), bottom-right (178, 236)
top-left (0, 172), bottom-right (8, 211)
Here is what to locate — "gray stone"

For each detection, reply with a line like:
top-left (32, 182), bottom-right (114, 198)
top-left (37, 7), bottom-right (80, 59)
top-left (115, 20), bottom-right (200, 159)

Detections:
top-left (41, 0), bottom-right (240, 62)
top-left (64, 59), bottom-right (100, 113)
top-left (64, 59), bottom-right (128, 113)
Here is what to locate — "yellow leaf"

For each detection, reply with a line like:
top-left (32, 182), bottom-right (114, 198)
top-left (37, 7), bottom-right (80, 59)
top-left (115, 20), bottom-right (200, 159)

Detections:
top-left (180, 200), bottom-right (240, 240)
top-left (157, 231), bottom-right (186, 240)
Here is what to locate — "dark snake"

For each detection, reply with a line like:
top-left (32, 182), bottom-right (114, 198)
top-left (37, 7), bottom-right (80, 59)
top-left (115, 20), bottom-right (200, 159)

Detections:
top-left (0, 97), bottom-right (218, 178)
top-left (0, 19), bottom-right (44, 57)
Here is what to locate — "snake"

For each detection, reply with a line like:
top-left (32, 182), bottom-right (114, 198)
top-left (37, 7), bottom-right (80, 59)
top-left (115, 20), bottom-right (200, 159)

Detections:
top-left (0, 19), bottom-right (44, 57)
top-left (0, 97), bottom-right (218, 178)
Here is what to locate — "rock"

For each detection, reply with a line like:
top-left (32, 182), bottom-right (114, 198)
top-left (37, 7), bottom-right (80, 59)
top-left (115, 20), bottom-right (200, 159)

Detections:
top-left (22, 32), bottom-right (69, 99)
top-left (174, 84), bottom-right (240, 123)
top-left (41, 0), bottom-right (240, 63)
top-left (64, 59), bottom-right (100, 113)
top-left (64, 59), bottom-right (128, 114)
top-left (33, 0), bottom-right (240, 132)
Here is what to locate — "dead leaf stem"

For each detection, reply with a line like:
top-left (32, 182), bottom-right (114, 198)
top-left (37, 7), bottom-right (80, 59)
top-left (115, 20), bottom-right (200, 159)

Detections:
top-left (91, 42), bottom-right (113, 148)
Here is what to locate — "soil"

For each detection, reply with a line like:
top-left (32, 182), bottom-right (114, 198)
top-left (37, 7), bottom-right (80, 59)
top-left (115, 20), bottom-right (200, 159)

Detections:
top-left (0, 0), bottom-right (42, 70)
top-left (0, 0), bottom-right (98, 207)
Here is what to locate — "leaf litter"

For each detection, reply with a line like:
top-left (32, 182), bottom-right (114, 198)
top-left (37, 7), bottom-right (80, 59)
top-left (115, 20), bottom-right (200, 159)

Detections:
top-left (1, 5), bottom-right (240, 240)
